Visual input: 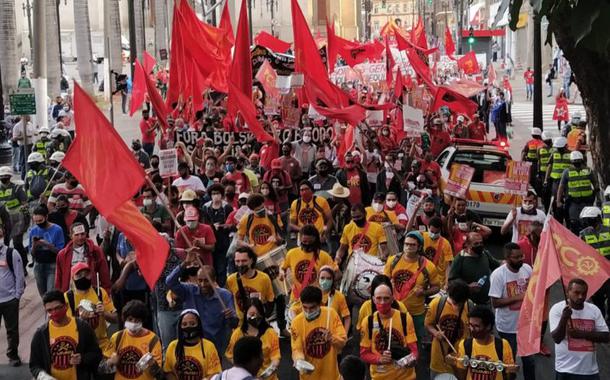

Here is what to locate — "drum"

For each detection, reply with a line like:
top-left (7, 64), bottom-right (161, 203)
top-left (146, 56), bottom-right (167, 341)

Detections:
top-left (255, 245), bottom-right (291, 297)
top-left (383, 222), bottom-right (400, 257)
top-left (434, 374), bottom-right (458, 380)
top-left (339, 249), bottom-right (386, 305)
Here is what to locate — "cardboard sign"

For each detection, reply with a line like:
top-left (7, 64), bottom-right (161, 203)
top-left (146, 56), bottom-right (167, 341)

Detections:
top-left (402, 104), bottom-right (425, 137)
top-left (366, 110), bottom-right (384, 126)
top-left (444, 164), bottom-right (475, 199)
top-left (158, 149), bottom-right (178, 178)
top-left (504, 160), bottom-right (531, 195)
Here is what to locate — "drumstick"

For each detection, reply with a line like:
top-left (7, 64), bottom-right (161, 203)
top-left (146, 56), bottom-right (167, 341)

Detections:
top-left (282, 276), bottom-right (289, 296)
top-left (388, 316), bottom-right (393, 348)
top-left (326, 295), bottom-right (332, 330)
top-left (436, 324), bottom-right (458, 353)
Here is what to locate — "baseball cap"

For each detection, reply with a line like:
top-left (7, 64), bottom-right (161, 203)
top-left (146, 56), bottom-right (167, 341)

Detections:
top-left (184, 206), bottom-right (199, 222)
top-left (531, 128), bottom-right (542, 136)
top-left (71, 262), bottom-right (90, 279)
top-left (238, 192), bottom-right (250, 200)
top-left (271, 158), bottom-right (282, 170)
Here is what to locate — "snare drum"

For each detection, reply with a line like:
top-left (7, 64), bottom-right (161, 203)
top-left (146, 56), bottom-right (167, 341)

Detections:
top-left (255, 245), bottom-right (292, 297)
top-left (339, 249), bottom-right (386, 305)
top-left (383, 223), bottom-right (400, 256)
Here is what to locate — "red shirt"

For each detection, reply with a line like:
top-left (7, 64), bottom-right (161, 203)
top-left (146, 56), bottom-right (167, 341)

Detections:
top-left (420, 161), bottom-right (441, 179)
top-left (223, 171), bottom-right (251, 193)
top-left (524, 70), bottom-right (534, 85)
top-left (140, 118), bottom-right (157, 144)
top-left (345, 169), bottom-right (363, 205)
top-left (468, 121), bottom-right (487, 141)
top-left (517, 236), bottom-right (537, 267)
top-left (260, 141), bottom-right (279, 171)
top-left (430, 129), bottom-right (451, 157)
top-left (175, 223), bottom-right (217, 266)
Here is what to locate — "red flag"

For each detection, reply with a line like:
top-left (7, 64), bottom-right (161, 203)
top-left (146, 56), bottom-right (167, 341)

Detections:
top-left (339, 40), bottom-right (385, 68)
top-left (228, 0), bottom-right (253, 118)
top-left (517, 216), bottom-right (610, 356)
top-left (255, 59), bottom-right (279, 99)
top-left (444, 26), bottom-right (456, 59)
top-left (447, 79), bottom-right (485, 98)
top-left (457, 51), bottom-right (481, 75)
top-left (431, 86), bottom-right (478, 116)
top-left (219, 0), bottom-right (235, 45)
top-left (336, 124), bottom-right (355, 167)
top-left (488, 63), bottom-right (497, 85)
top-left (136, 60), bottom-right (170, 132)
top-left (405, 47), bottom-right (437, 93)
top-left (385, 37), bottom-right (395, 87)
top-left (64, 83), bottom-right (146, 215)
top-left (254, 31), bottom-right (291, 53)
top-left (228, 81), bottom-right (274, 143)
top-left (380, 19), bottom-right (402, 38)
top-left (130, 60), bottom-right (147, 116)
top-left (291, 0), bottom-right (330, 87)
top-left (326, 20), bottom-right (338, 73)
top-left (393, 70), bottom-right (403, 99)
top-left (143, 50), bottom-right (157, 74)
top-left (411, 16), bottom-right (428, 50)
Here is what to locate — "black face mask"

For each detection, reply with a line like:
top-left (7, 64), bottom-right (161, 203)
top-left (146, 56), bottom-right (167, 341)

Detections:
top-left (247, 316), bottom-right (263, 328)
top-left (282, 150), bottom-right (291, 157)
top-left (184, 266), bottom-right (200, 277)
top-left (471, 245), bottom-right (485, 255)
top-left (353, 218), bottom-right (366, 227)
top-left (58, 206), bottom-right (69, 214)
top-left (36, 222), bottom-right (47, 229)
top-left (301, 243), bottom-right (316, 253)
top-left (509, 261), bottom-right (523, 271)
top-left (423, 210), bottom-right (435, 217)
top-left (317, 169), bottom-right (329, 176)
top-left (237, 265), bottom-right (249, 275)
top-left (74, 277), bottom-right (91, 290)
top-left (0, 178), bottom-right (10, 185)
top-left (69, 180), bottom-right (79, 187)
top-left (182, 326), bottom-right (201, 340)
top-left (151, 161), bottom-right (159, 169)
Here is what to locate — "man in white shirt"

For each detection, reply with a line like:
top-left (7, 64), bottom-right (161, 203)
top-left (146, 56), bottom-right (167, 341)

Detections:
top-left (172, 162), bottom-right (206, 197)
top-left (489, 242), bottom-right (534, 379)
top-left (12, 115), bottom-right (39, 178)
top-left (550, 278), bottom-right (609, 380)
top-left (501, 190), bottom-right (546, 243)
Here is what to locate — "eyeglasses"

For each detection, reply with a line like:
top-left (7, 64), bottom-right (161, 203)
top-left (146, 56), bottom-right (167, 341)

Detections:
top-left (404, 242), bottom-right (418, 247)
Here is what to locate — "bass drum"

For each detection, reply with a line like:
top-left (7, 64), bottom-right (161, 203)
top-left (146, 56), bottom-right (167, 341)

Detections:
top-left (339, 249), bottom-right (386, 306)
top-left (255, 245), bottom-right (291, 297)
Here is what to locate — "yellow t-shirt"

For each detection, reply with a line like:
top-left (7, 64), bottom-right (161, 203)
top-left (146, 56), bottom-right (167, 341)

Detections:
top-left (226, 270), bottom-right (275, 320)
top-left (110, 329), bottom-right (163, 380)
top-left (356, 299), bottom-right (408, 331)
top-left (365, 207), bottom-right (399, 225)
top-left (65, 288), bottom-right (115, 357)
top-left (384, 256), bottom-right (440, 316)
top-left (282, 247), bottom-right (337, 301)
top-left (290, 196), bottom-right (331, 234)
top-left (49, 317), bottom-right (79, 380)
top-left (290, 291), bottom-right (351, 322)
top-left (421, 232), bottom-right (454, 286)
top-left (456, 338), bottom-right (515, 380)
top-left (163, 338), bottom-right (221, 380)
top-left (425, 296), bottom-right (471, 374)
top-left (226, 327), bottom-right (281, 380)
top-left (290, 306), bottom-right (347, 380)
top-left (359, 310), bottom-right (418, 380)
top-left (237, 214), bottom-right (281, 257)
top-left (340, 221), bottom-right (387, 257)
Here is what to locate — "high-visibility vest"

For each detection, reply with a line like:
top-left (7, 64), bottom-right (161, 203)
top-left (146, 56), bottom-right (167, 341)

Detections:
top-left (0, 185), bottom-right (21, 210)
top-left (566, 167), bottom-right (593, 199)
top-left (582, 228), bottom-right (610, 257)
top-left (550, 150), bottom-right (571, 180)
top-left (34, 140), bottom-right (49, 157)
top-left (25, 168), bottom-right (50, 198)
top-left (525, 139), bottom-right (541, 161)
top-left (537, 146), bottom-right (551, 175)
top-left (602, 201), bottom-right (610, 230)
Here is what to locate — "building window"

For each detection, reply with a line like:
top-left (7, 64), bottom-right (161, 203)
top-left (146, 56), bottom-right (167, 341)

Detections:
top-left (403, 3), bottom-right (408, 12)
top-left (316, 0), bottom-right (328, 24)
top-left (374, 21), bottom-right (380, 31)
top-left (374, 6), bottom-right (379, 14)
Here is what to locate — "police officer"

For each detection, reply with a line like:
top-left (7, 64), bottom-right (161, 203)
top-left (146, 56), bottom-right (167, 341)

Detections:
top-left (24, 152), bottom-right (50, 202)
top-left (557, 151), bottom-right (599, 233)
top-left (544, 137), bottom-right (571, 219)
top-left (34, 127), bottom-right (51, 159)
top-left (536, 131), bottom-right (553, 207)
top-left (579, 207), bottom-right (610, 318)
top-left (0, 167), bottom-right (28, 270)
top-left (602, 186), bottom-right (610, 232)
top-left (522, 128), bottom-right (544, 190)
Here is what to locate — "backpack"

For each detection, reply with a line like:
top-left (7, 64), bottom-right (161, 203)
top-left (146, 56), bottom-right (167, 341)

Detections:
top-left (28, 172), bottom-right (47, 199)
top-left (367, 311), bottom-right (408, 341)
top-left (434, 295), bottom-right (473, 342)
top-left (5, 248), bottom-right (24, 288)
top-left (66, 289), bottom-right (102, 315)
top-left (295, 196), bottom-right (324, 219)
top-left (114, 329), bottom-right (160, 353)
top-left (245, 213), bottom-right (283, 239)
top-left (464, 337), bottom-right (507, 380)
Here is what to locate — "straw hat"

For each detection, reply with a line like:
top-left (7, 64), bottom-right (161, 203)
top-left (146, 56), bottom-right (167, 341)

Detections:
top-left (327, 183), bottom-right (350, 198)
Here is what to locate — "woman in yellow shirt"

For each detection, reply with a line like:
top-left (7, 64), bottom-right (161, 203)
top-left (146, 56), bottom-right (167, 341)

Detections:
top-left (164, 309), bottom-right (221, 380)
top-left (226, 298), bottom-right (281, 380)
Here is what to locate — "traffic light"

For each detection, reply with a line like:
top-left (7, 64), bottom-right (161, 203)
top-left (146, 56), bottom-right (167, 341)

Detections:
top-left (468, 27), bottom-right (475, 44)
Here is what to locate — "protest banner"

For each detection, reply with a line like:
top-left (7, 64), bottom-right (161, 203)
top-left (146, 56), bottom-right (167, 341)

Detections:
top-left (402, 104), bottom-right (425, 137)
top-left (366, 110), bottom-right (384, 126)
top-left (158, 149), bottom-right (178, 178)
top-left (444, 163), bottom-right (475, 199)
top-left (504, 160), bottom-right (531, 195)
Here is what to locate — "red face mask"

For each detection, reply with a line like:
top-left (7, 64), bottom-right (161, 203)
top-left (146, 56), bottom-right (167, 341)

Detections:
top-left (300, 189), bottom-right (313, 201)
top-left (48, 306), bottom-right (68, 323)
top-left (375, 301), bottom-right (392, 315)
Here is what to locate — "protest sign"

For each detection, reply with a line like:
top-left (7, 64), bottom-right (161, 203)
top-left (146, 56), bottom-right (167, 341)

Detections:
top-left (366, 110), bottom-right (384, 126)
top-left (158, 149), bottom-right (178, 178)
top-left (444, 164), bottom-right (475, 199)
top-left (504, 160), bottom-right (531, 195)
top-left (402, 104), bottom-right (425, 137)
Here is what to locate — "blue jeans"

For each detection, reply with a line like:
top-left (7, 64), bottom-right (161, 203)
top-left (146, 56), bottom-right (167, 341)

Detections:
top-left (33, 262), bottom-right (56, 297)
top-left (498, 331), bottom-right (536, 380)
top-left (556, 373), bottom-right (600, 380)
top-left (526, 83), bottom-right (533, 99)
top-left (563, 78), bottom-right (571, 99)
top-left (156, 309), bottom-right (180, 353)
top-left (11, 145), bottom-right (20, 172)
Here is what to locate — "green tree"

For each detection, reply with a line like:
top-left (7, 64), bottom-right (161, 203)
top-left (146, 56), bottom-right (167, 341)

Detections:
top-left (510, 0), bottom-right (610, 187)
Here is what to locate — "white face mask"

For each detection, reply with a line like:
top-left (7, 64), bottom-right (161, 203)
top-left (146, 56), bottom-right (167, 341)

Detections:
top-left (211, 194), bottom-right (222, 202)
top-left (522, 203), bottom-right (534, 211)
top-left (302, 135), bottom-right (312, 143)
top-left (143, 199), bottom-right (153, 207)
top-left (187, 221), bottom-right (198, 229)
top-left (124, 321), bottom-right (142, 334)
top-left (372, 202), bottom-right (384, 212)
top-left (386, 200), bottom-right (397, 209)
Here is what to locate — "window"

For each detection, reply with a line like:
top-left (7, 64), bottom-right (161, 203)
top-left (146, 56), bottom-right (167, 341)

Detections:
top-left (437, 150), bottom-right (451, 168)
top-left (403, 3), bottom-right (408, 12)
top-left (374, 21), bottom-right (380, 31)
top-left (451, 151), bottom-right (509, 183)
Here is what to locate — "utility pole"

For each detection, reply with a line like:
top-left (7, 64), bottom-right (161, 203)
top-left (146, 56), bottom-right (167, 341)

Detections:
top-left (23, 0), bottom-right (34, 61)
top-left (128, 0), bottom-right (137, 78)
top-left (533, 11), bottom-right (542, 130)
top-left (457, 0), bottom-right (464, 54)
top-left (248, 0), bottom-right (253, 45)
top-left (0, 63), bottom-right (4, 122)
top-left (56, 0), bottom-right (63, 70)
top-left (33, 0), bottom-right (48, 129)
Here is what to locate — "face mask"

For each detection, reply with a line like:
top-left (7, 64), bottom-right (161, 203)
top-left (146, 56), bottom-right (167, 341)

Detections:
top-left (319, 278), bottom-right (333, 292)
top-left (301, 243), bottom-right (315, 253)
top-left (304, 308), bottom-right (321, 321)
top-left (182, 326), bottom-right (201, 340)
top-left (36, 221), bottom-right (47, 228)
top-left (184, 266), bottom-right (200, 277)
top-left (302, 135), bottom-right (312, 143)
top-left (58, 206), bottom-right (69, 214)
top-left (282, 150), bottom-right (291, 157)
top-left (386, 200), bottom-right (397, 209)
top-left (187, 221), bottom-right (198, 230)
top-left (375, 301), bottom-right (392, 315)
top-left (74, 277), bottom-right (91, 290)
top-left (143, 199), bottom-right (153, 207)
top-left (69, 180), bottom-right (79, 187)
top-left (458, 222), bottom-right (469, 231)
top-left (211, 194), bottom-right (222, 202)
top-left (248, 316), bottom-right (263, 328)
top-left (424, 210), bottom-right (435, 217)
top-left (353, 218), bottom-right (366, 228)
top-left (509, 261), bottom-right (523, 271)
top-left (0, 178), bottom-right (10, 185)
top-left (471, 245), bottom-right (484, 255)
top-left (521, 203), bottom-right (534, 211)
top-left (124, 321), bottom-right (143, 334)
top-left (261, 188), bottom-right (270, 196)
top-left (254, 208), bottom-right (266, 217)
top-left (226, 191), bottom-right (235, 199)
top-left (225, 164), bottom-right (235, 173)
top-left (372, 203), bottom-right (383, 212)
top-left (429, 232), bottom-right (440, 240)
top-left (237, 265), bottom-right (249, 275)
top-left (49, 306), bottom-right (68, 323)
top-left (317, 168), bottom-right (329, 176)
top-left (300, 189), bottom-right (313, 201)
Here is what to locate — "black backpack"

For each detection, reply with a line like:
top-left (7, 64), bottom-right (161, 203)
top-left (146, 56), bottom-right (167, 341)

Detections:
top-left (66, 289), bottom-right (102, 315)
top-left (434, 295), bottom-right (473, 343)
top-left (5, 248), bottom-right (24, 288)
top-left (464, 337), bottom-right (507, 380)
top-left (295, 196), bottom-right (325, 218)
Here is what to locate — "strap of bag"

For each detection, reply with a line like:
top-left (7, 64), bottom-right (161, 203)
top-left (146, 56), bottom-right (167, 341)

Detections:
top-left (395, 256), bottom-right (429, 301)
top-left (293, 257), bottom-right (317, 299)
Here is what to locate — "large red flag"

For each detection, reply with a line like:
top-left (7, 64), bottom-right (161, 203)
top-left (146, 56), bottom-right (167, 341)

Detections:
top-left (326, 20), bottom-right (338, 73)
top-left (228, 0), bottom-right (253, 119)
top-left (458, 51), bottom-right (481, 75)
top-left (393, 70), bottom-right (403, 99)
top-left (255, 59), bottom-right (279, 99)
top-left (219, 0), bottom-right (235, 45)
top-left (411, 16), bottom-right (428, 50)
top-left (336, 124), bottom-right (355, 167)
top-left (143, 50), bottom-right (157, 74)
top-left (385, 37), bottom-right (395, 88)
top-left (228, 81), bottom-right (274, 143)
top-left (517, 216), bottom-right (610, 356)
top-left (254, 31), bottom-right (291, 53)
top-left (405, 47), bottom-right (437, 93)
top-left (431, 86), bottom-right (478, 116)
top-left (129, 60), bottom-right (147, 116)
top-left (136, 60), bottom-right (170, 131)
top-left (444, 26), bottom-right (456, 59)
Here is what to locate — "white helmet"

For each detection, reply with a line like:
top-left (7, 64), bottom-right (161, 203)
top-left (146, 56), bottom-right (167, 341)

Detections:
top-left (580, 206), bottom-right (602, 219)
top-left (570, 151), bottom-right (584, 161)
top-left (0, 166), bottom-right (13, 177)
top-left (39, 127), bottom-right (50, 134)
top-left (531, 128), bottom-right (542, 136)
top-left (605, 185), bottom-right (610, 197)
top-left (553, 137), bottom-right (567, 148)
top-left (457, 115), bottom-right (465, 122)
top-left (50, 129), bottom-right (62, 138)
top-left (50, 151), bottom-right (65, 162)
top-left (27, 152), bottom-right (45, 163)
top-left (541, 131), bottom-right (552, 141)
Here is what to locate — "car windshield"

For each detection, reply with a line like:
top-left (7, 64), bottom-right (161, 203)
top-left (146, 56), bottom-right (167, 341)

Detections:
top-left (451, 151), bottom-right (509, 183)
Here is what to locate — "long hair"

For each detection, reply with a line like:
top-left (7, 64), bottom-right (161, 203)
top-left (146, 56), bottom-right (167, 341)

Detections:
top-left (319, 265), bottom-right (336, 297)
top-left (175, 309), bottom-right (204, 374)
top-left (239, 298), bottom-right (271, 338)
top-left (261, 180), bottom-right (279, 203)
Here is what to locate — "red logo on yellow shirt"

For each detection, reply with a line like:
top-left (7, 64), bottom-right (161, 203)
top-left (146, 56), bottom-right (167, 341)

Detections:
top-left (373, 327), bottom-right (404, 353)
top-left (368, 214), bottom-right (388, 223)
top-left (252, 224), bottom-right (272, 245)
top-left (50, 336), bottom-right (77, 370)
top-left (350, 233), bottom-right (372, 252)
top-left (295, 260), bottom-right (317, 284)
top-left (298, 208), bottom-right (319, 225)
top-left (176, 356), bottom-right (203, 380)
top-left (117, 346), bottom-right (144, 379)
top-left (305, 327), bottom-right (331, 359)
top-left (423, 246), bottom-right (438, 262)
top-left (439, 314), bottom-right (463, 343)
top-left (393, 269), bottom-right (414, 294)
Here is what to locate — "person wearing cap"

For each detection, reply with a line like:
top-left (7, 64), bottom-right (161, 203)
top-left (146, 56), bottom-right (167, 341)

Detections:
top-left (429, 118), bottom-right (452, 157)
top-left (545, 136), bottom-right (571, 215)
top-left (567, 119), bottom-right (587, 151)
top-left (536, 131), bottom-right (553, 202)
top-left (521, 128), bottom-right (545, 180)
top-left (34, 127), bottom-right (51, 159)
top-left (64, 262), bottom-right (117, 357)
top-left (557, 150), bottom-right (599, 233)
top-left (25, 152), bottom-right (51, 201)
top-left (467, 113), bottom-right (487, 141)
top-left (48, 127), bottom-right (72, 155)
top-left (308, 158), bottom-right (338, 193)
top-left (175, 206), bottom-right (216, 267)
top-left (289, 180), bottom-right (333, 241)
top-left (172, 162), bottom-right (206, 197)
top-left (326, 183), bottom-right (352, 255)
top-left (54, 222), bottom-right (111, 293)
top-left (0, 166), bottom-right (28, 269)
top-left (452, 115), bottom-right (470, 139)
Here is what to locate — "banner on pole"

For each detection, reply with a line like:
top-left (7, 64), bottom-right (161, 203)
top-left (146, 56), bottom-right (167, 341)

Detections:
top-left (505, 160), bottom-right (531, 195)
top-left (444, 164), bottom-right (475, 199)
top-left (158, 149), bottom-right (178, 178)
top-left (402, 104), bottom-right (425, 137)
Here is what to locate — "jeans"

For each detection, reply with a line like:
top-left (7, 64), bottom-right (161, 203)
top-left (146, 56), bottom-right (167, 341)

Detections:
top-left (563, 78), bottom-right (571, 99)
top-left (0, 298), bottom-right (20, 360)
top-left (156, 309), bottom-right (180, 352)
top-left (121, 92), bottom-right (128, 114)
top-left (526, 83), bottom-right (533, 99)
top-left (34, 262), bottom-right (56, 297)
top-left (548, 81), bottom-right (553, 96)
top-left (556, 373), bottom-right (600, 380)
top-left (498, 331), bottom-right (536, 380)
top-left (142, 142), bottom-right (154, 157)
top-left (495, 121), bottom-right (507, 139)
top-left (11, 145), bottom-right (20, 172)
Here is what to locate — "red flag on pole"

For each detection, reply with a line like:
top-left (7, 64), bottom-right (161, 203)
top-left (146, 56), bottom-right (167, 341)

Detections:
top-left (393, 70), bottom-right (403, 99)
top-left (219, 0), bottom-right (235, 45)
top-left (326, 19), bottom-right (338, 73)
top-left (254, 31), bottom-right (291, 53)
top-left (411, 16), bottom-right (428, 50)
top-left (517, 216), bottom-right (610, 356)
top-left (457, 51), bottom-right (481, 75)
top-left (143, 50), bottom-right (157, 74)
top-left (136, 60), bottom-right (170, 132)
top-left (129, 60), bottom-right (147, 116)
top-left (444, 26), bottom-right (456, 59)
top-left (385, 36), bottom-right (395, 87)
top-left (431, 86), bottom-right (479, 116)
top-left (227, 0), bottom-right (253, 118)
top-left (405, 47), bottom-right (437, 93)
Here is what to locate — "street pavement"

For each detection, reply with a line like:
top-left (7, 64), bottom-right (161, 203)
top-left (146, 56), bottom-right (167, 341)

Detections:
top-left (1, 67), bottom-right (608, 379)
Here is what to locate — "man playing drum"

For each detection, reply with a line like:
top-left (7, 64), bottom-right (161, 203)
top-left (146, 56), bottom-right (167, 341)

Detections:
top-left (335, 204), bottom-right (388, 268)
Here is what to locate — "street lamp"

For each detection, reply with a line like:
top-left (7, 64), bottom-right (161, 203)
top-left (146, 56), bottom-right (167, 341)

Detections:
top-left (22, 0), bottom-right (33, 61)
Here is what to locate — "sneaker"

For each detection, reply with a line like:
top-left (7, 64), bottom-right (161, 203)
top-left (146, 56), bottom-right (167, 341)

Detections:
top-left (9, 357), bottom-right (22, 367)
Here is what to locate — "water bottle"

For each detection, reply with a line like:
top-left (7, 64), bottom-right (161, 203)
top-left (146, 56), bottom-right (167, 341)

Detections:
top-left (477, 275), bottom-right (488, 287)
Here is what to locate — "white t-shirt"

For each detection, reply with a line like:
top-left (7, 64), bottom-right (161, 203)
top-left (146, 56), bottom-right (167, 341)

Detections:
top-left (503, 207), bottom-right (546, 242)
top-left (549, 300), bottom-right (608, 375)
top-left (172, 175), bottom-right (205, 194)
top-left (488, 263), bottom-right (532, 333)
